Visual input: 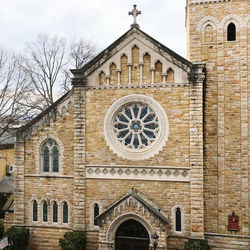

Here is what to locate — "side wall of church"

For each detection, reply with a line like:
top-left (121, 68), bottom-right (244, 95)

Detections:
top-left (187, 0), bottom-right (250, 248)
top-left (13, 102), bottom-right (75, 249)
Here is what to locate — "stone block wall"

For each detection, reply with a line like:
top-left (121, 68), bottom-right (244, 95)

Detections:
top-left (85, 87), bottom-right (190, 167)
top-left (186, 0), bottom-right (250, 246)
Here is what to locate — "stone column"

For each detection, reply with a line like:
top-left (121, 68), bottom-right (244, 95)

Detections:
top-left (14, 132), bottom-right (25, 224)
top-left (151, 68), bottom-right (155, 84)
top-left (117, 70), bottom-right (121, 85)
top-left (139, 63), bottom-right (143, 84)
top-left (162, 73), bottom-right (166, 84)
top-left (128, 63), bottom-right (132, 85)
top-left (188, 63), bottom-right (205, 238)
top-left (71, 74), bottom-right (87, 230)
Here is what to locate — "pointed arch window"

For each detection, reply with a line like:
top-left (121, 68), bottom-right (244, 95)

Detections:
top-left (94, 203), bottom-right (99, 226)
top-left (227, 23), bottom-right (236, 41)
top-left (53, 202), bottom-right (58, 223)
top-left (33, 200), bottom-right (38, 222)
top-left (43, 201), bottom-right (48, 222)
top-left (175, 207), bottom-right (181, 232)
top-left (41, 139), bottom-right (59, 173)
top-left (63, 202), bottom-right (68, 223)
top-left (166, 68), bottom-right (174, 83)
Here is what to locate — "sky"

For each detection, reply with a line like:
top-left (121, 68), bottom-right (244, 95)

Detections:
top-left (0, 0), bottom-right (187, 58)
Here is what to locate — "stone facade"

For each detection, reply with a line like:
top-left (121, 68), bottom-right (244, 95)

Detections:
top-left (6, 1), bottom-right (250, 249)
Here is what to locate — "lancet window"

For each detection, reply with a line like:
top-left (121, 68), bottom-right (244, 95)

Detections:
top-left (63, 202), bottom-right (68, 223)
top-left (33, 200), bottom-right (38, 222)
top-left (41, 139), bottom-right (59, 173)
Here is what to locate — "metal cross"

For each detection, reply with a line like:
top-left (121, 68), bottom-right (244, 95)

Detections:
top-left (129, 5), bottom-right (141, 26)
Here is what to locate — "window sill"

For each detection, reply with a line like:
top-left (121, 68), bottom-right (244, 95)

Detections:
top-left (24, 174), bottom-right (74, 179)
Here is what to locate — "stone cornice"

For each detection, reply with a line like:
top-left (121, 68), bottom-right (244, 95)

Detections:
top-left (86, 82), bottom-right (189, 90)
top-left (188, 0), bottom-right (233, 5)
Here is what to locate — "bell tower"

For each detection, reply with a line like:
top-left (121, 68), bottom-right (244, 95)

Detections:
top-left (186, 0), bottom-right (250, 241)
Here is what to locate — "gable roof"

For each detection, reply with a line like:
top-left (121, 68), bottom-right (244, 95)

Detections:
top-left (95, 188), bottom-right (169, 227)
top-left (71, 26), bottom-right (193, 77)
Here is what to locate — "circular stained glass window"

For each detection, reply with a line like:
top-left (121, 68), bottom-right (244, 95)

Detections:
top-left (104, 95), bottom-right (169, 161)
top-left (114, 104), bottom-right (159, 149)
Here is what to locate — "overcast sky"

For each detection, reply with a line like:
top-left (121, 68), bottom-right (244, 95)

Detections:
top-left (0, 0), bottom-right (187, 58)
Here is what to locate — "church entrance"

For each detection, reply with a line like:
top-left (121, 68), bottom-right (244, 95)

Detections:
top-left (115, 219), bottom-right (150, 250)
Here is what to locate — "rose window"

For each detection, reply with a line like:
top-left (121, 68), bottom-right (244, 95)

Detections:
top-left (104, 94), bottom-right (169, 160)
top-left (114, 104), bottom-right (159, 149)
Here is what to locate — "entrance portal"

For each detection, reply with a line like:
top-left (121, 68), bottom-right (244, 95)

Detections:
top-left (115, 219), bottom-right (149, 250)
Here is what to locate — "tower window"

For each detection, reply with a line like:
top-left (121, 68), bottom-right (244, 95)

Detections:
top-left (227, 23), bottom-right (236, 41)
top-left (94, 203), bottom-right (99, 226)
top-left (175, 207), bottom-right (181, 232)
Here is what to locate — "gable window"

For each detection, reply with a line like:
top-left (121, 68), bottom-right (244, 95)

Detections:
top-left (175, 207), bottom-right (181, 232)
top-left (63, 202), bottom-right (68, 223)
top-left (33, 200), bottom-right (38, 222)
top-left (43, 201), bottom-right (48, 222)
top-left (53, 202), bottom-right (58, 223)
top-left (41, 139), bottom-right (59, 173)
top-left (227, 23), bottom-right (236, 41)
top-left (94, 203), bottom-right (99, 226)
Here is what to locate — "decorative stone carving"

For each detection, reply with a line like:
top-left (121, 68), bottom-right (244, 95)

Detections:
top-left (86, 166), bottom-right (190, 182)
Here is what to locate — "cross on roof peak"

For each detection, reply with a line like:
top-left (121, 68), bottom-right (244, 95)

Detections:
top-left (128, 4), bottom-right (141, 29)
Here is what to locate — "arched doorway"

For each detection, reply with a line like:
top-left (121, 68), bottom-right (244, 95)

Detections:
top-left (115, 219), bottom-right (149, 250)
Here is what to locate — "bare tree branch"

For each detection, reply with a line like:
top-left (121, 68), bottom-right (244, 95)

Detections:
top-left (20, 34), bottom-right (67, 109)
top-left (0, 49), bottom-right (37, 144)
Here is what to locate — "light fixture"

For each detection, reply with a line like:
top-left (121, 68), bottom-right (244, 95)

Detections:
top-left (151, 232), bottom-right (159, 250)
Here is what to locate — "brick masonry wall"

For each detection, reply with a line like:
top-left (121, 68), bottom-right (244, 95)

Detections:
top-left (186, 0), bottom-right (250, 246)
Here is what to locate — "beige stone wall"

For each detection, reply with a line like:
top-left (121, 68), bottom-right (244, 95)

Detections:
top-left (186, 0), bottom-right (250, 242)
top-left (24, 110), bottom-right (74, 176)
top-left (27, 227), bottom-right (68, 250)
top-left (13, 103), bottom-right (75, 249)
top-left (85, 87), bottom-right (190, 167)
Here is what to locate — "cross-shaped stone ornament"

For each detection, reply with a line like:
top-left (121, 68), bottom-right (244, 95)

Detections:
top-left (129, 5), bottom-right (141, 28)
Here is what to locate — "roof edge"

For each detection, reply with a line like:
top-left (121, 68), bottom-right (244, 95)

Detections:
top-left (18, 90), bottom-right (72, 133)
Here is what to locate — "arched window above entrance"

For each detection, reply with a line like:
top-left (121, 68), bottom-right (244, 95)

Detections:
top-left (115, 219), bottom-right (150, 249)
top-left (116, 219), bottom-right (149, 239)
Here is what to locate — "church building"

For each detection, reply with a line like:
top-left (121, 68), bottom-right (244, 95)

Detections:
top-left (7, 0), bottom-right (250, 249)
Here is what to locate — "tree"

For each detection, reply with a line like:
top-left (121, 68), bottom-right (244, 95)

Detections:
top-left (20, 35), bottom-right (96, 102)
top-left (0, 49), bottom-right (36, 143)
top-left (61, 39), bottom-right (96, 93)
top-left (59, 231), bottom-right (86, 250)
top-left (70, 39), bottom-right (96, 69)
top-left (4, 226), bottom-right (29, 250)
top-left (19, 34), bottom-right (67, 109)
top-left (0, 36), bottom-right (96, 142)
